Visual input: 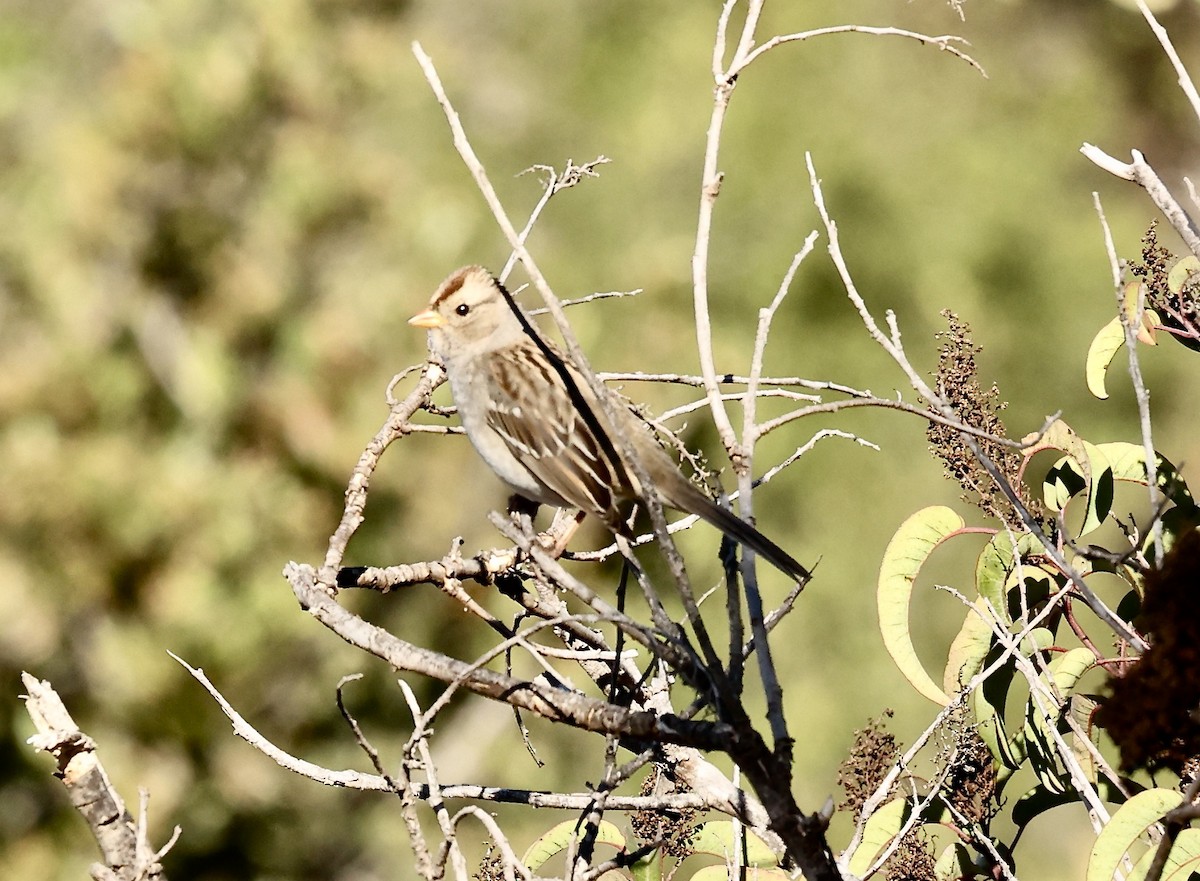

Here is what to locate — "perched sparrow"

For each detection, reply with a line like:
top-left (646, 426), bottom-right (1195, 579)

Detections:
top-left (409, 266), bottom-right (810, 582)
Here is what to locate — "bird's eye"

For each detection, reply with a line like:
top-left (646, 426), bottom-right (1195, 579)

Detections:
top-left (455, 303), bottom-right (470, 317)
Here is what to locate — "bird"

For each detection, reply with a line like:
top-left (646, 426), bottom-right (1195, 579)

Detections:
top-left (408, 265), bottom-right (810, 582)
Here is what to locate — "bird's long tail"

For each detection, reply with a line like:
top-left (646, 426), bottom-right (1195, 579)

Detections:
top-left (666, 483), bottom-right (811, 582)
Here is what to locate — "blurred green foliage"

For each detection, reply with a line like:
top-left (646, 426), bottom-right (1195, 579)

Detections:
top-left (1, 1), bottom-right (1197, 879)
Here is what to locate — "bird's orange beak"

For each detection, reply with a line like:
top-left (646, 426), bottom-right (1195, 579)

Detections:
top-left (408, 309), bottom-right (446, 329)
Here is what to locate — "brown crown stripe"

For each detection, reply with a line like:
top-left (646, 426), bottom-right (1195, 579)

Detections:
top-left (430, 265), bottom-right (486, 307)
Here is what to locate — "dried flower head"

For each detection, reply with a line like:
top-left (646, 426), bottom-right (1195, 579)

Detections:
top-left (943, 723), bottom-right (997, 826)
top-left (630, 768), bottom-right (698, 860)
top-left (1131, 222), bottom-right (1200, 349)
top-left (928, 311), bottom-right (1043, 529)
top-left (838, 711), bottom-right (899, 814)
top-left (885, 828), bottom-right (937, 881)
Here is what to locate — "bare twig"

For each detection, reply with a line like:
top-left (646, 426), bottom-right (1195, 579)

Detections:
top-left (175, 654), bottom-right (726, 810)
top-left (289, 562), bottom-right (736, 746)
top-left (500, 156), bottom-right (611, 283)
top-left (1080, 144), bottom-right (1200, 262)
top-left (1136, 0), bottom-right (1200, 128)
top-left (322, 364), bottom-right (445, 584)
top-left (730, 26), bottom-right (985, 79)
top-left (528, 288), bottom-right (642, 315)
top-left (1092, 192), bottom-right (1163, 559)
top-left (738, 243), bottom-right (816, 749)
top-left (21, 673), bottom-right (178, 881)
top-left (598, 370), bottom-right (872, 397)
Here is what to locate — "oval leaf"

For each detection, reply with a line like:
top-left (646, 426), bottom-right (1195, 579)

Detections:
top-left (847, 798), bottom-right (911, 878)
top-left (1023, 647), bottom-right (1097, 791)
top-left (1096, 443), bottom-right (1195, 509)
top-left (523, 819), bottom-right (626, 871)
top-left (935, 841), bottom-right (976, 880)
top-left (944, 597), bottom-right (994, 696)
top-left (691, 868), bottom-right (789, 881)
top-left (1014, 777), bottom-right (1134, 836)
top-left (1086, 788), bottom-right (1183, 881)
top-left (1160, 829), bottom-right (1200, 881)
top-left (975, 532), bottom-right (1015, 620)
top-left (879, 506), bottom-right (966, 705)
top-left (689, 822), bottom-right (779, 868)
top-left (1032, 422), bottom-right (1114, 537)
top-left (1166, 255), bottom-right (1200, 294)
top-left (1037, 647), bottom-right (1097, 704)
top-left (972, 649), bottom-right (1026, 772)
top-left (1086, 316), bottom-right (1126, 400)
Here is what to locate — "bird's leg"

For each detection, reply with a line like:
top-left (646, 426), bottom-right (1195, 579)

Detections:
top-left (507, 493), bottom-right (541, 522)
top-left (506, 493), bottom-right (541, 544)
top-left (546, 507), bottom-right (587, 558)
top-left (507, 494), bottom-right (579, 557)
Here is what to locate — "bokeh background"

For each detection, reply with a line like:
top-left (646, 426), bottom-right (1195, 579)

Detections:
top-left (3, 0), bottom-right (1199, 878)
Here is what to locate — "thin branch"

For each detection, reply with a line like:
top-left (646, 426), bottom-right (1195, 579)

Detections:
top-left (1080, 144), bottom-right (1200, 262)
top-left (1092, 192), bottom-right (1163, 559)
top-left (738, 243), bottom-right (815, 750)
top-left (21, 673), bottom-right (176, 881)
top-left (598, 370), bottom-right (872, 397)
top-left (731, 26), bottom-right (985, 79)
top-left (1135, 0), bottom-right (1200, 128)
top-left (757, 430), bottom-right (879, 486)
top-left (528, 288), bottom-right (642, 315)
top-left (691, 0), bottom-right (769, 461)
top-left (321, 364), bottom-right (444, 583)
top-left (446, 804), bottom-right (532, 881)
top-left (500, 156), bottom-right (611, 283)
top-left (757, 396), bottom-right (1060, 448)
top-left (175, 653), bottom-right (729, 809)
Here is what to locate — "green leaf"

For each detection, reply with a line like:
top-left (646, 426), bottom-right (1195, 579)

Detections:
top-left (1166, 255), bottom-right (1200, 293)
top-left (1086, 443), bottom-right (1199, 567)
top-left (847, 798), bottom-right (911, 878)
top-left (944, 597), bottom-right (994, 696)
top-left (688, 822), bottom-right (779, 867)
top-left (1086, 789), bottom-right (1183, 881)
top-left (1020, 625), bottom-right (1056, 657)
top-left (1031, 422), bottom-right (1114, 537)
top-left (1022, 647), bottom-right (1096, 793)
top-left (522, 819), bottom-right (626, 871)
top-left (1165, 255), bottom-right (1200, 352)
top-left (975, 532), bottom-right (1017, 621)
top-left (1068, 694), bottom-right (1103, 783)
top-left (1159, 829), bottom-right (1200, 881)
top-left (1155, 506), bottom-right (1200, 567)
top-left (690, 868), bottom-right (789, 881)
top-left (1013, 777), bottom-right (1135, 840)
top-left (1085, 282), bottom-right (1160, 399)
top-left (972, 649), bottom-right (1025, 772)
top-left (630, 848), bottom-right (661, 881)
top-left (1096, 443), bottom-right (1196, 510)
top-left (1046, 647), bottom-right (1097, 699)
top-left (935, 842), bottom-right (977, 880)
top-left (879, 506), bottom-right (967, 705)
top-left (1013, 783), bottom-right (1078, 833)
top-left (1085, 315), bottom-right (1126, 400)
